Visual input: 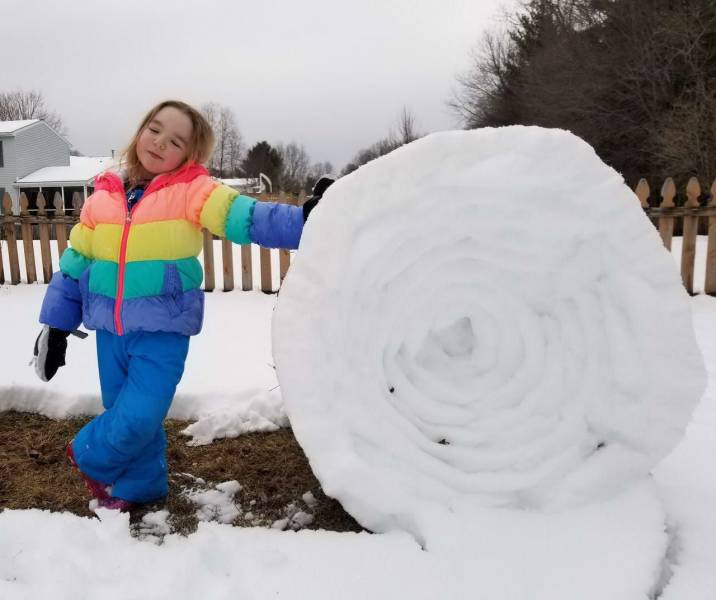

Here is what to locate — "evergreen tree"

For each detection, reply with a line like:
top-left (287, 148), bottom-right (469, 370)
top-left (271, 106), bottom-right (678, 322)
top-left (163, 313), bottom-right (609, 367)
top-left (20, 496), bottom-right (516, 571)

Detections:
top-left (241, 142), bottom-right (283, 190)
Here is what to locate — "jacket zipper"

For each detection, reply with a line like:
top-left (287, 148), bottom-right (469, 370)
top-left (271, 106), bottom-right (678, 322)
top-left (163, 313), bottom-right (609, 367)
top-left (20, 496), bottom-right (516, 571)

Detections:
top-left (114, 194), bottom-right (137, 336)
top-left (103, 169), bottom-right (198, 335)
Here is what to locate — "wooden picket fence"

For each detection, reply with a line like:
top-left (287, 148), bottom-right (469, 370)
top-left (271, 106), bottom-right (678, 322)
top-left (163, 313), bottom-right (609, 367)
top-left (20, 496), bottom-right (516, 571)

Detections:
top-left (3, 178), bottom-right (716, 294)
top-left (0, 190), bottom-right (303, 292)
top-left (636, 176), bottom-right (716, 295)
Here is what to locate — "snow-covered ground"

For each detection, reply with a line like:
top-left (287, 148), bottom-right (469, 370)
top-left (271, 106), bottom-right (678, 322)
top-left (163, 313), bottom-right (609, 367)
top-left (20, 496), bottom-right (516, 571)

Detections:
top-left (653, 295), bottom-right (716, 599)
top-left (0, 252), bottom-right (716, 600)
top-left (0, 259), bottom-right (714, 598)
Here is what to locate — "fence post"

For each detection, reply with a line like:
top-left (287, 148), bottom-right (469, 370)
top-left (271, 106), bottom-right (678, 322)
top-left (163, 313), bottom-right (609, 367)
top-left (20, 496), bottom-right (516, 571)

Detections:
top-left (72, 191), bottom-right (84, 214)
top-left (634, 179), bottom-right (650, 208)
top-left (680, 178), bottom-right (700, 294)
top-left (279, 191), bottom-right (297, 282)
top-left (1, 193), bottom-right (20, 284)
top-left (54, 192), bottom-right (68, 257)
top-left (279, 246), bottom-right (291, 282)
top-left (705, 179), bottom-right (716, 295)
top-left (634, 178), bottom-right (654, 229)
top-left (260, 246), bottom-right (273, 293)
top-left (222, 237), bottom-right (234, 291)
top-left (255, 194), bottom-right (275, 293)
top-left (36, 192), bottom-right (53, 283)
top-left (658, 178), bottom-right (676, 250)
top-left (241, 244), bottom-right (253, 291)
top-left (202, 229), bottom-right (215, 292)
top-left (70, 190), bottom-right (84, 251)
top-left (19, 192), bottom-right (37, 284)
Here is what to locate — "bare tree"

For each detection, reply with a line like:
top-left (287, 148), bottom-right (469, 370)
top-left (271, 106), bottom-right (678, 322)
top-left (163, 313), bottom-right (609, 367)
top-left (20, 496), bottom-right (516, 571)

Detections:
top-left (450, 0), bottom-right (716, 185)
top-left (226, 128), bottom-right (244, 177)
top-left (201, 102), bottom-right (218, 132)
top-left (201, 102), bottom-right (243, 177)
top-left (0, 89), bottom-right (67, 137)
top-left (393, 106), bottom-right (420, 144)
top-left (449, 21), bottom-right (535, 128)
top-left (277, 142), bottom-right (311, 194)
top-left (342, 107), bottom-right (423, 175)
top-left (305, 161), bottom-right (335, 193)
top-left (646, 3), bottom-right (716, 183)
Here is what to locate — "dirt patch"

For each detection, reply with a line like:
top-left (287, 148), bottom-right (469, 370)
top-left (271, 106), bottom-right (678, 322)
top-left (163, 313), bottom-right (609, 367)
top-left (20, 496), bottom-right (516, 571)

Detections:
top-left (0, 411), bottom-right (364, 536)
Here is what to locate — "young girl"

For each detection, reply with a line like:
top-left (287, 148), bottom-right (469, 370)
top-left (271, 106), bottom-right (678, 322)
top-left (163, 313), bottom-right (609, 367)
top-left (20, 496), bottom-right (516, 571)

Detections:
top-left (33, 99), bottom-right (331, 511)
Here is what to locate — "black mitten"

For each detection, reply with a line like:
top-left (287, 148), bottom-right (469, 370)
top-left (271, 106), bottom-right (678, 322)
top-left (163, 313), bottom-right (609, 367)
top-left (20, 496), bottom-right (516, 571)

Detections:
top-left (303, 175), bottom-right (335, 222)
top-left (33, 326), bottom-right (70, 382)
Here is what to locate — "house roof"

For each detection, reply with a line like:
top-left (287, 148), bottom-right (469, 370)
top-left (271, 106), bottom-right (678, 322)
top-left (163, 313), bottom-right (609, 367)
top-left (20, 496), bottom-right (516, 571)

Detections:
top-left (16, 156), bottom-right (115, 187)
top-left (219, 177), bottom-right (266, 193)
top-left (220, 177), bottom-right (263, 188)
top-left (0, 119), bottom-right (40, 135)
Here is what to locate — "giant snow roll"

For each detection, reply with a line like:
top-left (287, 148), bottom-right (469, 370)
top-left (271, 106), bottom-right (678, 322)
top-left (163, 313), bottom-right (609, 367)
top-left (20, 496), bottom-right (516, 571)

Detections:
top-left (272, 126), bottom-right (705, 540)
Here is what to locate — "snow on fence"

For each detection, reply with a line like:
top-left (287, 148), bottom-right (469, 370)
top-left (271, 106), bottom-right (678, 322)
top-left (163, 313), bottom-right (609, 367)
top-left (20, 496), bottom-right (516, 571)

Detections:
top-left (0, 190), bottom-right (302, 293)
top-left (2, 178), bottom-right (716, 294)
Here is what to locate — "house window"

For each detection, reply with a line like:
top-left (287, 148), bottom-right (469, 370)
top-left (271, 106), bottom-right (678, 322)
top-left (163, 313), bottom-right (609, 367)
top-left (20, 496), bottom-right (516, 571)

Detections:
top-left (0, 140), bottom-right (4, 167)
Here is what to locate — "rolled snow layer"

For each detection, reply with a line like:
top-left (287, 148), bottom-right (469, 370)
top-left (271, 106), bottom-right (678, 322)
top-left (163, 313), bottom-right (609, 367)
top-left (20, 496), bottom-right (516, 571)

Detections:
top-left (272, 127), bottom-right (705, 537)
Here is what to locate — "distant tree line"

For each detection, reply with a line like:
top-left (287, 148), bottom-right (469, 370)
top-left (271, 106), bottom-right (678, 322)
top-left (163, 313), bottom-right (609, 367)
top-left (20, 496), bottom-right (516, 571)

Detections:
top-left (235, 139), bottom-right (333, 195)
top-left (341, 107), bottom-right (422, 176)
top-left (1, 89), bottom-right (423, 191)
top-left (220, 105), bottom-right (423, 191)
top-left (199, 103), bottom-right (333, 194)
top-left (451, 0), bottom-right (716, 186)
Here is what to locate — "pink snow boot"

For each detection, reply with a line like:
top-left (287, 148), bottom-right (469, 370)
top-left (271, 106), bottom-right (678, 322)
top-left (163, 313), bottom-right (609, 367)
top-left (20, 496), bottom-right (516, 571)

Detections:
top-left (95, 496), bottom-right (137, 512)
top-left (65, 442), bottom-right (111, 501)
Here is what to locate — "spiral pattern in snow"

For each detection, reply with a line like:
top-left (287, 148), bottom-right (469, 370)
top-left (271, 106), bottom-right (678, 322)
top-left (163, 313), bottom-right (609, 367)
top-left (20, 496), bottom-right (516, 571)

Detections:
top-left (272, 127), bottom-right (705, 539)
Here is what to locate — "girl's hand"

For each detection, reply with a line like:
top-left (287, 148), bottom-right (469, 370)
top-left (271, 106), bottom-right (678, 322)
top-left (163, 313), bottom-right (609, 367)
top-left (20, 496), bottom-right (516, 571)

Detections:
top-left (303, 176), bottom-right (335, 222)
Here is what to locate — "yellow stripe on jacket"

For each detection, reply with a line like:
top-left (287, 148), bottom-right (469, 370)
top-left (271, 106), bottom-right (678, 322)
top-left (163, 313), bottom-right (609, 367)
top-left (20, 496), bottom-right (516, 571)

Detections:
top-left (91, 220), bottom-right (204, 262)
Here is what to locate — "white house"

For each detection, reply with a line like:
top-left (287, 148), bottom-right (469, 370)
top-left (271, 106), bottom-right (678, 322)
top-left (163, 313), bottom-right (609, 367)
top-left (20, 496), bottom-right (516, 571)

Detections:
top-left (16, 155), bottom-right (114, 210)
top-left (0, 119), bottom-right (111, 212)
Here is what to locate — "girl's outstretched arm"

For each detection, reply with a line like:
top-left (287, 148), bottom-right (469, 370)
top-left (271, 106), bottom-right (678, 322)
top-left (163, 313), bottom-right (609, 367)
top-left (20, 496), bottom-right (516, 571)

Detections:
top-left (187, 176), bottom-right (332, 250)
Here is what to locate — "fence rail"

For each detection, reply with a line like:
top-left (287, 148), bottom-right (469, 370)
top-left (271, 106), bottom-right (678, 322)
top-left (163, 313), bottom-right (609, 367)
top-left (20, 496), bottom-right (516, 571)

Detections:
top-left (3, 178), bottom-right (716, 294)
top-left (0, 190), bottom-right (302, 292)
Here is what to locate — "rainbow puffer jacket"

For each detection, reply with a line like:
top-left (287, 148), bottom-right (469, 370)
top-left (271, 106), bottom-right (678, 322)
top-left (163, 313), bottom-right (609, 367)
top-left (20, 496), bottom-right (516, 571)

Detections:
top-left (39, 163), bottom-right (304, 336)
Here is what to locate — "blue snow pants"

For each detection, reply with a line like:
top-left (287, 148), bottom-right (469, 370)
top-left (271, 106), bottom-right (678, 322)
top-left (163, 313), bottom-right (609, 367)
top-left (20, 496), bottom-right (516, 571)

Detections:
top-left (72, 330), bottom-right (190, 503)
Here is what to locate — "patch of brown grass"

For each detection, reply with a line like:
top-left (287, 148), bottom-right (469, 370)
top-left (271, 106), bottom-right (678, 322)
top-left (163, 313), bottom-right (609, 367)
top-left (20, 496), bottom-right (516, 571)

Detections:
top-left (0, 411), bottom-right (363, 536)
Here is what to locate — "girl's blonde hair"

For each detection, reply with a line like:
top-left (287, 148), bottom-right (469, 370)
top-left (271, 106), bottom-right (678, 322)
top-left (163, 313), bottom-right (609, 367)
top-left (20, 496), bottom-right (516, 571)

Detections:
top-left (121, 100), bottom-right (215, 184)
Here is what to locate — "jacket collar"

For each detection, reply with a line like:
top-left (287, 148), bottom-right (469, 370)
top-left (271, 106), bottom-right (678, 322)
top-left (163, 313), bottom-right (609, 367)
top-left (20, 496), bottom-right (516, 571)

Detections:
top-left (94, 162), bottom-right (210, 197)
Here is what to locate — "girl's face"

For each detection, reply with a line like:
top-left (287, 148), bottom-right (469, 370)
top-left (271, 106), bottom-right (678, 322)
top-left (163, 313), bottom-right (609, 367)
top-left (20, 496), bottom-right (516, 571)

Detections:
top-left (136, 106), bottom-right (193, 176)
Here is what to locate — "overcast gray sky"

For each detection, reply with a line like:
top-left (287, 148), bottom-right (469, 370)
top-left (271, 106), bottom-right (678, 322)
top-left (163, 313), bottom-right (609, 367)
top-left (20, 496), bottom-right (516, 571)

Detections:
top-left (3, 0), bottom-right (509, 170)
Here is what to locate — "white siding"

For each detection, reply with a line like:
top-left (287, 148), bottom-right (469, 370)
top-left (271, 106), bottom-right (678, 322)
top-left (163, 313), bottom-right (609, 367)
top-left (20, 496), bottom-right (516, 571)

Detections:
top-left (0, 137), bottom-right (18, 208)
top-left (15, 121), bottom-right (70, 179)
